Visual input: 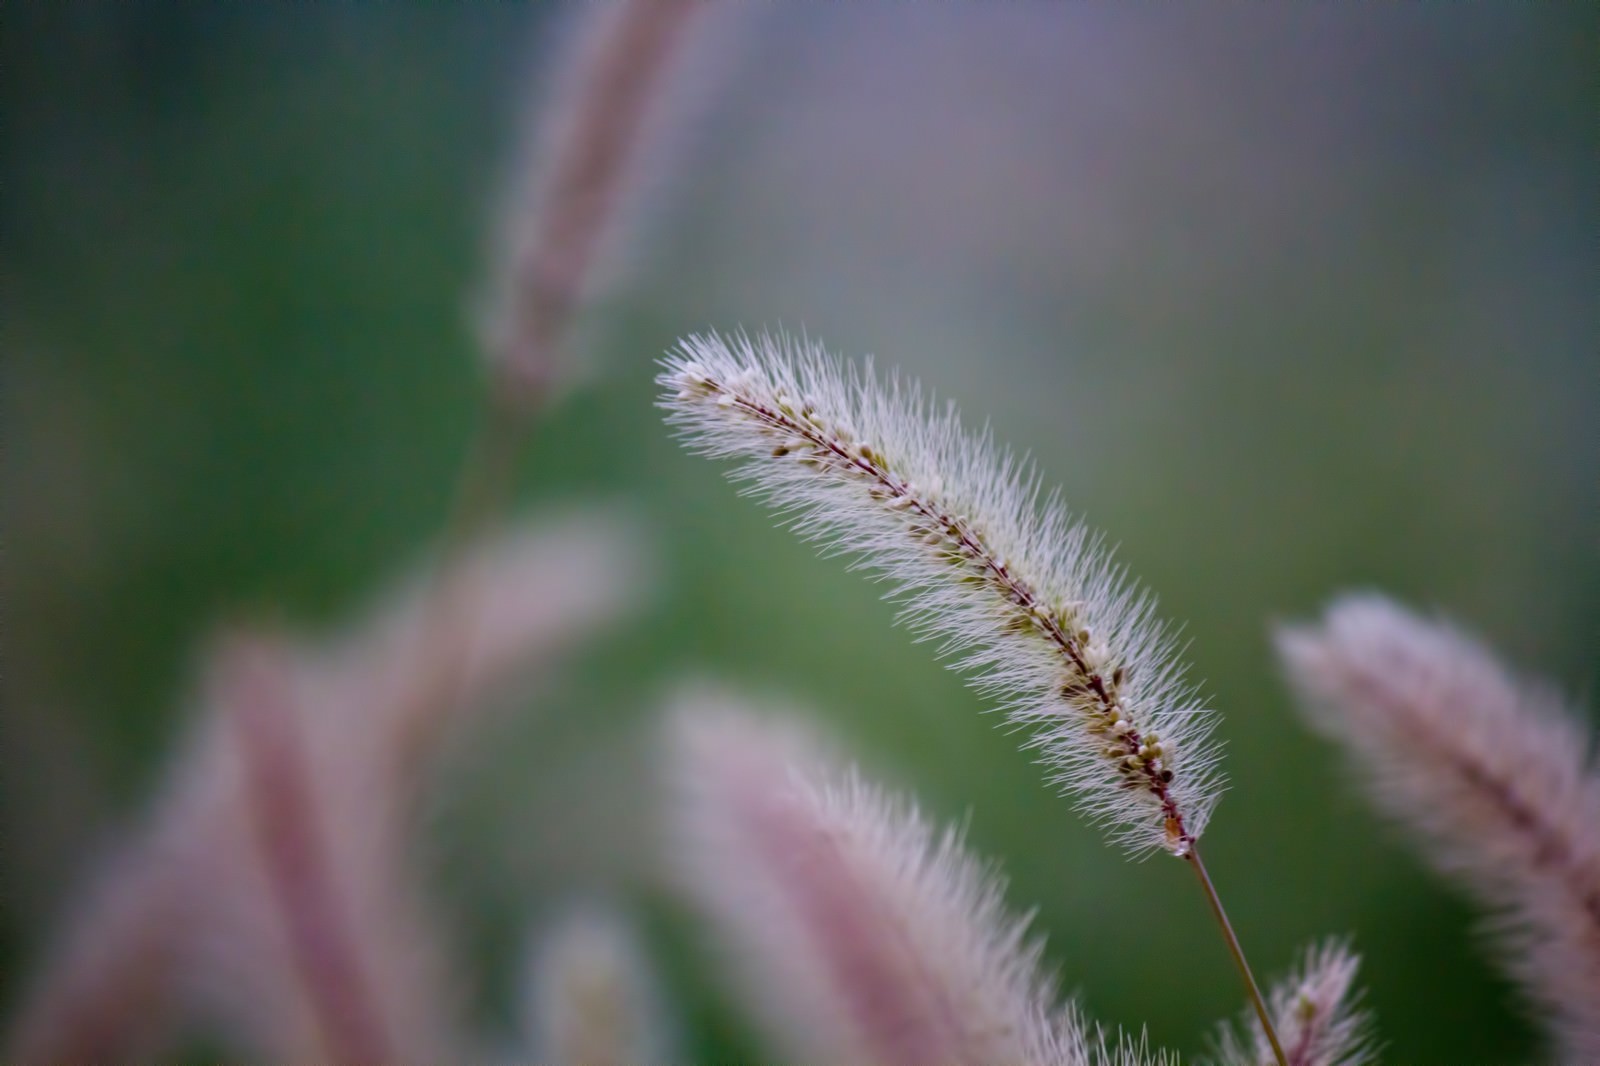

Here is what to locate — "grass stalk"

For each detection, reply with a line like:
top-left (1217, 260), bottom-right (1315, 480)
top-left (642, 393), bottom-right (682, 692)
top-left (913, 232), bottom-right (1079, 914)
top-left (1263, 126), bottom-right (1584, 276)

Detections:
top-left (1187, 843), bottom-right (1287, 1066)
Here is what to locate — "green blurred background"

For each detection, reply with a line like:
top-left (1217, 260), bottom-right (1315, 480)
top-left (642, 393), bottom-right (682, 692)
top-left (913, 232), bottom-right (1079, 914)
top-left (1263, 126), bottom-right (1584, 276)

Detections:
top-left (4, 5), bottom-right (1596, 1063)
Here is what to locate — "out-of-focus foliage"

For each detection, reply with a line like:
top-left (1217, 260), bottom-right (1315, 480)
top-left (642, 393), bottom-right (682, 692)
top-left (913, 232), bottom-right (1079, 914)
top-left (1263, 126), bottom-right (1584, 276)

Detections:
top-left (3, 6), bottom-right (1594, 1063)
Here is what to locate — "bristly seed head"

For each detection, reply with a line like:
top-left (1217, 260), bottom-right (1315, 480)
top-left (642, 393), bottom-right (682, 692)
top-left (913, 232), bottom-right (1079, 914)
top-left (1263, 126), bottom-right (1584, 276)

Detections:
top-left (657, 331), bottom-right (1224, 857)
top-left (1210, 939), bottom-right (1374, 1066)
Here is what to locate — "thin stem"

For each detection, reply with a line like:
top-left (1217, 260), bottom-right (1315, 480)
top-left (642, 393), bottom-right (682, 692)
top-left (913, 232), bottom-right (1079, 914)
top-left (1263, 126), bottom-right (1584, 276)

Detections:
top-left (441, 385), bottom-right (537, 562)
top-left (1186, 843), bottom-right (1287, 1066)
top-left (389, 388), bottom-right (534, 779)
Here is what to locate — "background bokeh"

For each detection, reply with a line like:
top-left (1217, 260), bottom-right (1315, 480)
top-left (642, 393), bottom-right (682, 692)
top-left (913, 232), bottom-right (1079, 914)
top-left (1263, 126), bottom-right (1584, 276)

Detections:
top-left (4, 5), bottom-right (1596, 1063)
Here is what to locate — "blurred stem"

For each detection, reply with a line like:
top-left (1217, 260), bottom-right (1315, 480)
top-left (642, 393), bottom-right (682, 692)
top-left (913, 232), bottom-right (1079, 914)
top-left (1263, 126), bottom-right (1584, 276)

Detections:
top-left (1186, 844), bottom-right (1287, 1066)
top-left (442, 384), bottom-right (539, 559)
top-left (392, 386), bottom-right (536, 775)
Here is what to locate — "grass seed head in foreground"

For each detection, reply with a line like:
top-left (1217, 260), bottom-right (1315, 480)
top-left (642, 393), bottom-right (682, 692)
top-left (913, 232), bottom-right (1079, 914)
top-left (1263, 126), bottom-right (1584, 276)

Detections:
top-left (658, 331), bottom-right (1223, 857)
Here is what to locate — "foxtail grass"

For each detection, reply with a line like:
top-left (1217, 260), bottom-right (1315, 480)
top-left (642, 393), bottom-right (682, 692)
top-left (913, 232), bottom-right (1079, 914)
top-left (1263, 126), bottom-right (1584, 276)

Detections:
top-left (668, 687), bottom-right (1173, 1066)
top-left (658, 330), bottom-right (1288, 1063)
top-left (1279, 594), bottom-right (1600, 1060)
